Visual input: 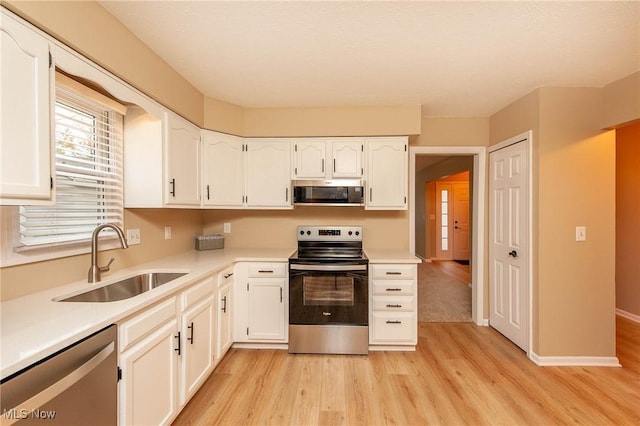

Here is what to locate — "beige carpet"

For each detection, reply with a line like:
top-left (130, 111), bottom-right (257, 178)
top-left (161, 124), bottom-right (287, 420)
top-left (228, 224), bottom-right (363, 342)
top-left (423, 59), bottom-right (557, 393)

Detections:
top-left (418, 262), bottom-right (472, 322)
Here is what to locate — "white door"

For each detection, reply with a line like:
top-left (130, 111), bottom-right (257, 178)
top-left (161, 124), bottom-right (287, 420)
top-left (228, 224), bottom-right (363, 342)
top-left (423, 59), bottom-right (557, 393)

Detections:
top-left (489, 138), bottom-right (529, 351)
top-left (293, 139), bottom-right (326, 179)
top-left (248, 279), bottom-right (285, 340)
top-left (452, 182), bottom-right (470, 261)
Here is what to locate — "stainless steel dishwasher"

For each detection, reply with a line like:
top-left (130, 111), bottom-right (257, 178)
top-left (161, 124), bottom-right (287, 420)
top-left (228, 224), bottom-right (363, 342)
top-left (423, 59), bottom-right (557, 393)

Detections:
top-left (1, 325), bottom-right (117, 425)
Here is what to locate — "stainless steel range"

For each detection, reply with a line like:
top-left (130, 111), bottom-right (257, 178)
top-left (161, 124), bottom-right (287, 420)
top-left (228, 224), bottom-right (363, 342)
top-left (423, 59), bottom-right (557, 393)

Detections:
top-left (288, 226), bottom-right (369, 355)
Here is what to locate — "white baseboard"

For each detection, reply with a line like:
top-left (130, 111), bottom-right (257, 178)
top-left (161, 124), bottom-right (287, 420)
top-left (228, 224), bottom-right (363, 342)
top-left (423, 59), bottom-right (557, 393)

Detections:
top-left (475, 318), bottom-right (489, 326)
top-left (529, 352), bottom-right (621, 367)
top-left (616, 308), bottom-right (640, 323)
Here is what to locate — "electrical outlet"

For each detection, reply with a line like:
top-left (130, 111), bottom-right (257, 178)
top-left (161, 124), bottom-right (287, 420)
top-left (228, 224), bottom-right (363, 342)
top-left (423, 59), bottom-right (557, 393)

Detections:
top-left (223, 223), bottom-right (231, 234)
top-left (164, 226), bottom-right (172, 240)
top-left (575, 226), bottom-right (586, 242)
top-left (126, 228), bottom-right (141, 245)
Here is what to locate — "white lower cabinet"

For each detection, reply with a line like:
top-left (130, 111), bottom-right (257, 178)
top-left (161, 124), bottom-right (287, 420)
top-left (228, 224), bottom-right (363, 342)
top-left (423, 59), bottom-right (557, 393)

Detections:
top-left (369, 263), bottom-right (418, 347)
top-left (180, 293), bottom-right (215, 405)
top-left (118, 276), bottom-right (216, 425)
top-left (118, 298), bottom-right (180, 426)
top-left (234, 262), bottom-right (288, 343)
top-left (216, 266), bottom-right (234, 360)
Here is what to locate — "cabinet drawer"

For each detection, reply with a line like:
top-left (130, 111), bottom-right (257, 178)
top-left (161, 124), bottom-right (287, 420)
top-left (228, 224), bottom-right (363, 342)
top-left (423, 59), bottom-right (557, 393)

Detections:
top-left (119, 297), bottom-right (176, 352)
top-left (371, 311), bottom-right (416, 343)
top-left (217, 266), bottom-right (234, 287)
top-left (182, 277), bottom-right (215, 310)
top-left (371, 264), bottom-right (416, 280)
top-left (372, 280), bottom-right (415, 295)
top-left (247, 263), bottom-right (286, 278)
top-left (372, 295), bottom-right (415, 311)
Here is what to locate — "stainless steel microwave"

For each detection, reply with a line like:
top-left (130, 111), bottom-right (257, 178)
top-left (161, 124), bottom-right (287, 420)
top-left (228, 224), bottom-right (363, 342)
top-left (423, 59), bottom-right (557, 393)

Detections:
top-left (292, 180), bottom-right (365, 206)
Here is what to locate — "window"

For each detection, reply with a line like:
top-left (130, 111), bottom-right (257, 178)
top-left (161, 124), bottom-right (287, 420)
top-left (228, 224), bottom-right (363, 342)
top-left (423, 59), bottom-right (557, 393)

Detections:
top-left (441, 189), bottom-right (449, 251)
top-left (16, 74), bottom-right (124, 251)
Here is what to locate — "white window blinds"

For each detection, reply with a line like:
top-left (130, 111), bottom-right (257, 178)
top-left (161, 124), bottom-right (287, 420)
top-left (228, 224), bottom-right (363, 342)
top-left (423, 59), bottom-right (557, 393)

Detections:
top-left (17, 79), bottom-right (124, 249)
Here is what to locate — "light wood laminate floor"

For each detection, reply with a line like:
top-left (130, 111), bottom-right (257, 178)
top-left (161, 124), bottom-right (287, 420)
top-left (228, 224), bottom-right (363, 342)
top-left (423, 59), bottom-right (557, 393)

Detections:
top-left (173, 316), bottom-right (639, 425)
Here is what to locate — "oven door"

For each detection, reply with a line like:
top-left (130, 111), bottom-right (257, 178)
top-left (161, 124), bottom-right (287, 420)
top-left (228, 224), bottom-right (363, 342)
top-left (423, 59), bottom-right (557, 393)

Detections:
top-left (289, 264), bottom-right (368, 325)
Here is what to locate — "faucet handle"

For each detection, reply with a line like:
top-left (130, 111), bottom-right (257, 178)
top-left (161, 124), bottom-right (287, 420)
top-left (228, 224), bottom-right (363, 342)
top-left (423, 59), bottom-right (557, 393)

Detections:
top-left (100, 258), bottom-right (116, 273)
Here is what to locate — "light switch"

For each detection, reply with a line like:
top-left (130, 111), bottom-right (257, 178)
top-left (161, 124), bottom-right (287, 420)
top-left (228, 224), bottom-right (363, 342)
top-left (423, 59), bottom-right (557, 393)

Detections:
top-left (575, 226), bottom-right (586, 242)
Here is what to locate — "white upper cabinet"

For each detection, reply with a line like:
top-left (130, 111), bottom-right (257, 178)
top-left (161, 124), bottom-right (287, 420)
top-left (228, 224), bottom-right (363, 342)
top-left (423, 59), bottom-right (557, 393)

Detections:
top-left (124, 110), bottom-right (201, 208)
top-left (331, 139), bottom-right (364, 178)
top-left (202, 130), bottom-right (244, 208)
top-left (292, 139), bottom-right (327, 179)
top-left (165, 112), bottom-right (200, 206)
top-left (0, 11), bottom-right (53, 204)
top-left (365, 137), bottom-right (408, 210)
top-left (292, 138), bottom-right (364, 180)
top-left (245, 139), bottom-right (292, 209)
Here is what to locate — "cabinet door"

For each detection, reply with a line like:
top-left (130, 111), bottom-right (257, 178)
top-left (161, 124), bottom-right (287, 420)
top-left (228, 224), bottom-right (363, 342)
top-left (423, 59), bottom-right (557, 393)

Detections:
top-left (217, 283), bottom-right (233, 360)
top-left (202, 131), bottom-right (244, 207)
top-left (165, 112), bottom-right (200, 206)
top-left (119, 319), bottom-right (179, 426)
top-left (366, 137), bottom-right (408, 210)
top-left (331, 139), bottom-right (364, 178)
top-left (181, 296), bottom-right (215, 405)
top-left (248, 279), bottom-right (285, 340)
top-left (0, 12), bottom-right (52, 204)
top-left (292, 139), bottom-right (326, 179)
top-left (245, 139), bottom-right (292, 209)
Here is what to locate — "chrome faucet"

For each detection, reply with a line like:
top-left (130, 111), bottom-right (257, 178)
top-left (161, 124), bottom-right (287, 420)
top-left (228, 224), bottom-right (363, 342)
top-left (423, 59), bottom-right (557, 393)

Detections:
top-left (88, 223), bottom-right (128, 283)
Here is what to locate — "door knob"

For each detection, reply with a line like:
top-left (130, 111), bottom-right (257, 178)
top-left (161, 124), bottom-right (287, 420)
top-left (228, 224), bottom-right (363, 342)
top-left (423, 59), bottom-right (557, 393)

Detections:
top-left (508, 250), bottom-right (518, 258)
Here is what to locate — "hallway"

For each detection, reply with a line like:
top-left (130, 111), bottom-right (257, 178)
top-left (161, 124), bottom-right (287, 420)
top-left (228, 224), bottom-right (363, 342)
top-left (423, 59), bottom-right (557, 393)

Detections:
top-left (418, 260), bottom-right (472, 323)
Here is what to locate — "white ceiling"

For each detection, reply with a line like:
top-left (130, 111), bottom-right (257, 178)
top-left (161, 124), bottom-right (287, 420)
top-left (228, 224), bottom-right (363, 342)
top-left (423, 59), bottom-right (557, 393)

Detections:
top-left (99, 1), bottom-right (639, 117)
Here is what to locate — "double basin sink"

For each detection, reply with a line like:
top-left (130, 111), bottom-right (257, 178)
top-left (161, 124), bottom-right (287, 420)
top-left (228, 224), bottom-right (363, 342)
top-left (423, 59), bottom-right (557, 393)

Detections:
top-left (54, 271), bottom-right (188, 303)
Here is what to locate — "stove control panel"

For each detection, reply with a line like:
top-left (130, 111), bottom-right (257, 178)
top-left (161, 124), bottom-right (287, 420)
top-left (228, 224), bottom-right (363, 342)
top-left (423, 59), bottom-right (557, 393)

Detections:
top-left (297, 226), bottom-right (362, 241)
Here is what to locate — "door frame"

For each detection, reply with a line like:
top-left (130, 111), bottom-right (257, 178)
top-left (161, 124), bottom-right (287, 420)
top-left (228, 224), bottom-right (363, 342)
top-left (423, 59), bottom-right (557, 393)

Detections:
top-left (488, 130), bottom-right (533, 356)
top-left (409, 146), bottom-right (487, 326)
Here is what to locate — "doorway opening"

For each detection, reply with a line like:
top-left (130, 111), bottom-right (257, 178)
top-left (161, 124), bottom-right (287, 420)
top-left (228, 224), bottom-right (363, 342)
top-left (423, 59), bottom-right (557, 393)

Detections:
top-left (409, 147), bottom-right (486, 326)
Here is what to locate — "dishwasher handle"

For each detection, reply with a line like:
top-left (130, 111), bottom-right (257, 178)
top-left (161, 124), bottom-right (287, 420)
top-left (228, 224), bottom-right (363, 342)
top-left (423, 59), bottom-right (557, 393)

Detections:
top-left (2, 342), bottom-right (115, 426)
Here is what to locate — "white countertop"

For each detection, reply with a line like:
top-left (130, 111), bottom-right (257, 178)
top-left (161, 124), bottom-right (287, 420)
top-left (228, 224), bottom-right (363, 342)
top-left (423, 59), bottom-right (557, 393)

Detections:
top-left (0, 248), bottom-right (293, 379)
top-left (365, 249), bottom-right (422, 264)
top-left (1, 247), bottom-right (419, 379)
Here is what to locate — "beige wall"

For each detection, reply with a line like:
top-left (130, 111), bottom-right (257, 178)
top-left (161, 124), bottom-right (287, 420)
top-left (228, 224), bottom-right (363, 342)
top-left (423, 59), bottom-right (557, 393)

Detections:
top-left (603, 72), bottom-right (640, 129)
top-left (1, 209), bottom-right (203, 301)
top-left (5, 0), bottom-right (204, 126)
top-left (242, 106), bottom-right (422, 137)
top-left (202, 208), bottom-right (408, 251)
top-left (537, 87), bottom-right (616, 357)
top-left (203, 97), bottom-right (244, 136)
top-left (616, 121), bottom-right (640, 316)
top-left (416, 117), bottom-right (490, 146)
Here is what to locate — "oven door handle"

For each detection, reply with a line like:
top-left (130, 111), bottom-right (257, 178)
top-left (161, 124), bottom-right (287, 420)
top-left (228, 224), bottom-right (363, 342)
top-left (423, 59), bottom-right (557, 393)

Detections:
top-left (289, 264), bottom-right (367, 272)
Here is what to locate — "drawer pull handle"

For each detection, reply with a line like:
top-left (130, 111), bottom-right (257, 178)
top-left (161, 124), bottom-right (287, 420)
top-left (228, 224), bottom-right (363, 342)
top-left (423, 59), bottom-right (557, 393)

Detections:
top-left (223, 273), bottom-right (233, 279)
top-left (386, 320), bottom-right (402, 324)
top-left (258, 270), bottom-right (274, 273)
top-left (386, 288), bottom-right (402, 292)
top-left (386, 304), bottom-right (402, 308)
top-left (385, 271), bottom-right (402, 275)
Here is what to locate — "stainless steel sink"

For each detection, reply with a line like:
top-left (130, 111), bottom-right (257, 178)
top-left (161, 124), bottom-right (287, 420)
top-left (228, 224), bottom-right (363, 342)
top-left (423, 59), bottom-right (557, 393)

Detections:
top-left (54, 271), bottom-right (188, 302)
